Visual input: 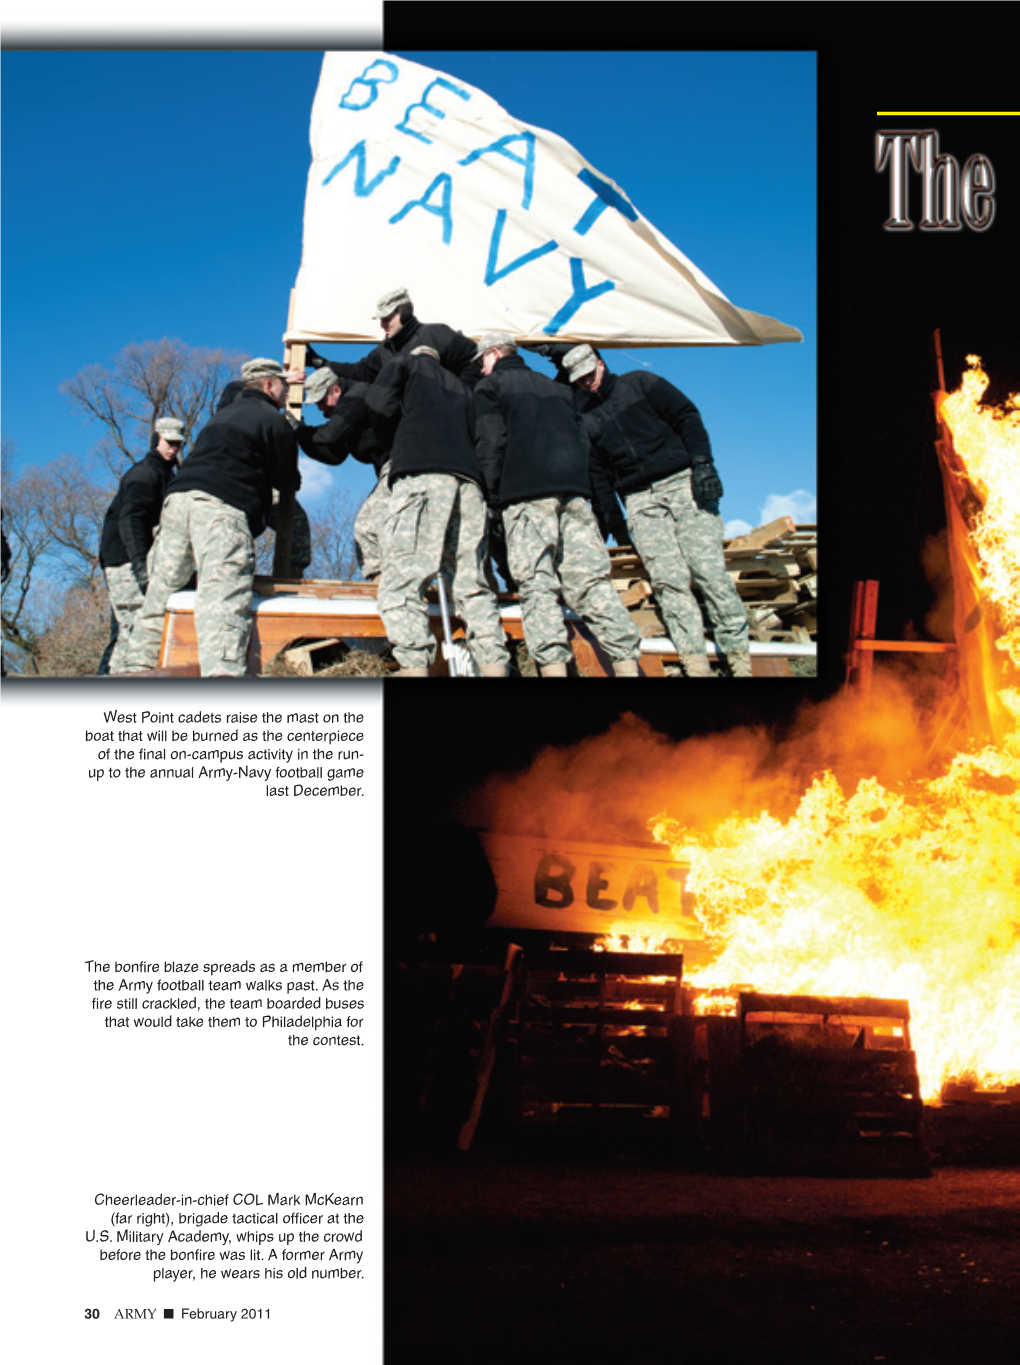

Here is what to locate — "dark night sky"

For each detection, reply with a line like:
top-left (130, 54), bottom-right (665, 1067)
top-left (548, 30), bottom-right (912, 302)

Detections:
top-left (830, 115), bottom-right (1017, 656)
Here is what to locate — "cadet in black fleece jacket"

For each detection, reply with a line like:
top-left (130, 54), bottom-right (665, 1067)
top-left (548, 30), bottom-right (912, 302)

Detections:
top-left (566, 346), bottom-right (751, 677)
top-left (471, 336), bottom-right (641, 677)
top-left (97, 419), bottom-right (183, 674)
top-left (305, 285), bottom-right (479, 391)
top-left (366, 348), bottom-right (508, 676)
top-left (472, 350), bottom-right (592, 509)
top-left (366, 352), bottom-right (482, 488)
top-left (172, 385), bottom-right (299, 538)
top-left (123, 361), bottom-right (298, 677)
top-left (99, 439), bottom-right (178, 578)
top-left (298, 367), bottom-right (390, 580)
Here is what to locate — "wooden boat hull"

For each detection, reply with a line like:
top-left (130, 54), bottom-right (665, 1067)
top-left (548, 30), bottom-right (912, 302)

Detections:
top-left (156, 576), bottom-right (813, 677)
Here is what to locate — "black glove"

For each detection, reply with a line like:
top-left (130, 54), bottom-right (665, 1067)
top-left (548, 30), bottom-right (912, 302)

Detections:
top-left (691, 458), bottom-right (724, 510)
top-left (519, 340), bottom-right (575, 362)
top-left (304, 345), bottom-right (329, 373)
top-left (518, 340), bottom-right (579, 383)
top-left (131, 561), bottom-right (149, 594)
top-left (487, 512), bottom-right (516, 593)
top-left (592, 499), bottom-right (630, 547)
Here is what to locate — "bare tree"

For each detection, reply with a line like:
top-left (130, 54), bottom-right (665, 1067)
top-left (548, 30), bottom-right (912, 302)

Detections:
top-left (3, 339), bottom-right (251, 673)
top-left (3, 442), bottom-right (52, 671)
top-left (255, 488), bottom-right (362, 582)
top-left (60, 337), bottom-right (249, 478)
top-left (307, 487), bottom-right (362, 581)
top-left (2, 444), bottom-right (112, 672)
top-left (34, 581), bottom-right (110, 676)
top-left (4, 342), bottom-right (365, 674)
top-left (23, 455), bottom-right (108, 585)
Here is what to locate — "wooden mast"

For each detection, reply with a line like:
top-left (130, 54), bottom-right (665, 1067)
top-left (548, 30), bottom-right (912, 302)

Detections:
top-left (274, 288), bottom-right (306, 578)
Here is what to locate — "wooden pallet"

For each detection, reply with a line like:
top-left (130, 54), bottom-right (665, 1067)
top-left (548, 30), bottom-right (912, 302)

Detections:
top-left (509, 950), bottom-right (685, 1132)
top-left (405, 940), bottom-right (930, 1173)
top-left (722, 517), bottom-right (818, 646)
top-left (737, 992), bottom-right (930, 1175)
top-left (609, 516), bottom-right (818, 651)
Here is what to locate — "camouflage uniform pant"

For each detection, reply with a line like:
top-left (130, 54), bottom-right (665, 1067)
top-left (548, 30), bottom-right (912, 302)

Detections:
top-left (624, 468), bottom-right (749, 656)
top-left (502, 496), bottom-right (641, 668)
top-left (100, 562), bottom-right (148, 674)
top-left (123, 490), bottom-right (256, 677)
top-left (354, 462), bottom-right (392, 581)
top-left (378, 472), bottom-right (508, 670)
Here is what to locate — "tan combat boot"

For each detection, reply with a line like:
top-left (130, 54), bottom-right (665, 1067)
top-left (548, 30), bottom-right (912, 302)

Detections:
top-left (479, 663), bottom-right (508, 678)
top-left (539, 662), bottom-right (569, 677)
top-left (725, 651), bottom-right (753, 678)
top-left (610, 658), bottom-right (641, 677)
top-left (678, 652), bottom-right (714, 677)
top-left (393, 666), bottom-right (429, 677)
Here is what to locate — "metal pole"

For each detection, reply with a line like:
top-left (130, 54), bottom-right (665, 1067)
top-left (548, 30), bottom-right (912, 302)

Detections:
top-left (435, 573), bottom-right (459, 677)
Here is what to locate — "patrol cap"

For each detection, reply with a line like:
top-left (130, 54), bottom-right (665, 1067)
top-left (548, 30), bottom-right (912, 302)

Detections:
top-left (373, 286), bottom-right (412, 318)
top-left (154, 417), bottom-right (186, 443)
top-left (410, 346), bottom-right (440, 361)
top-left (305, 366), bottom-right (339, 402)
top-left (563, 344), bottom-right (599, 383)
top-left (241, 357), bottom-right (285, 382)
top-left (472, 330), bottom-right (516, 361)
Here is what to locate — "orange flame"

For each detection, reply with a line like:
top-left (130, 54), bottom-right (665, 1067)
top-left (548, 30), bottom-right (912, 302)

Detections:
top-left (650, 745), bottom-right (1019, 1099)
top-left (938, 356), bottom-right (1020, 674)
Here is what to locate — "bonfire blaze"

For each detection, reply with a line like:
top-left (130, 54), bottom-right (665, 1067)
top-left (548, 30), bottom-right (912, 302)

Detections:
top-left (605, 358), bottom-right (1020, 1102)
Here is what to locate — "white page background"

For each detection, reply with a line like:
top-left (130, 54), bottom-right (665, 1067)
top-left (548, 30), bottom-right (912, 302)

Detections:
top-left (3, 679), bottom-right (383, 1362)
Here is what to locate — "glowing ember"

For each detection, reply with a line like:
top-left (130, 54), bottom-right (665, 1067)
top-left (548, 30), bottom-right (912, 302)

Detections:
top-left (599, 359), bottom-right (1020, 1102)
top-left (597, 929), bottom-right (674, 955)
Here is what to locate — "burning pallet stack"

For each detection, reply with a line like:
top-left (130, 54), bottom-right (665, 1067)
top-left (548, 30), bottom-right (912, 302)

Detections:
top-left (447, 941), bottom-right (929, 1175)
top-left (610, 515), bottom-right (818, 646)
top-left (509, 949), bottom-right (684, 1137)
top-left (677, 992), bottom-right (930, 1176)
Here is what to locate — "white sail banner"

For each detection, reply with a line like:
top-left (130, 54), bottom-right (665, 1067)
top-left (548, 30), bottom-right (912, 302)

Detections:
top-left (287, 52), bottom-right (802, 348)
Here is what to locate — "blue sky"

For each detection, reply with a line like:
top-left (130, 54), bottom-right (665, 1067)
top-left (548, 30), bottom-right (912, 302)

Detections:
top-left (1, 49), bottom-right (815, 535)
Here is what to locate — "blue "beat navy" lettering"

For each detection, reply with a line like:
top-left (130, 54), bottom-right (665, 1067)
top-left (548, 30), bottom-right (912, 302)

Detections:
top-left (338, 60), bottom-right (398, 111)
top-left (389, 173), bottom-right (454, 244)
top-left (484, 210), bottom-right (558, 285)
top-left (460, 131), bottom-right (537, 210)
top-left (325, 57), bottom-right (635, 331)
top-left (322, 141), bottom-right (400, 196)
top-left (573, 168), bottom-right (638, 236)
top-left (396, 77), bottom-right (471, 144)
top-left (545, 259), bottom-right (615, 334)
